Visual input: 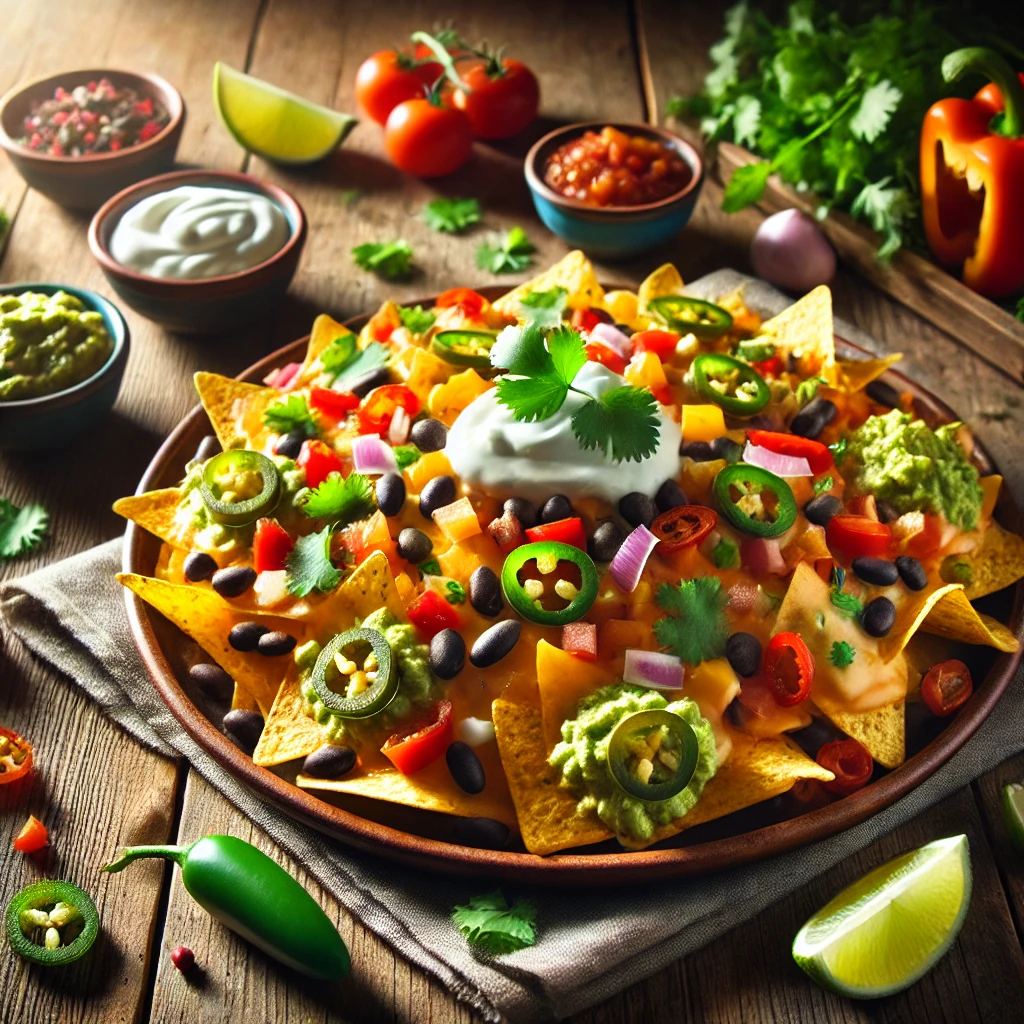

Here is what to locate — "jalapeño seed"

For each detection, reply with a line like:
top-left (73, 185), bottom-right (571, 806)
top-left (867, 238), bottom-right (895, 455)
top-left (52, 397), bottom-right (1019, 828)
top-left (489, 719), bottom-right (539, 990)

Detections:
top-left (212, 565), bottom-right (257, 598)
top-left (257, 631), bottom-right (296, 657)
top-left (619, 492), bottom-right (657, 529)
top-left (503, 497), bottom-right (537, 529)
top-left (470, 620), bottom-right (521, 668)
top-left (192, 434), bottom-right (220, 464)
top-left (397, 527), bottom-right (433, 564)
top-left (655, 479), bottom-right (688, 514)
top-left (862, 596), bottom-right (897, 637)
top-left (895, 555), bottom-right (928, 591)
top-left (590, 520), bottom-right (624, 562)
top-left (804, 494), bottom-right (842, 528)
top-left (710, 436), bottom-right (743, 463)
top-left (302, 744), bottom-right (357, 778)
top-left (866, 379), bottom-right (901, 408)
top-left (469, 566), bottom-right (503, 617)
top-left (790, 397), bottom-right (837, 439)
top-left (410, 417), bottom-right (448, 452)
top-left (446, 741), bottom-right (486, 794)
top-left (419, 475), bottom-right (457, 518)
top-left (680, 440), bottom-right (715, 461)
top-left (726, 632), bottom-right (762, 678)
top-left (852, 557), bottom-right (899, 587)
top-left (349, 366), bottom-right (391, 397)
top-left (540, 494), bottom-right (574, 523)
top-left (189, 663), bottom-right (234, 700)
top-left (229, 622), bottom-right (269, 652)
top-left (184, 551), bottom-right (217, 582)
top-left (454, 817), bottom-right (510, 850)
top-left (222, 709), bottom-right (264, 754)
top-left (376, 472), bottom-right (406, 517)
top-left (430, 629), bottom-right (466, 680)
top-left (274, 429), bottom-right (305, 460)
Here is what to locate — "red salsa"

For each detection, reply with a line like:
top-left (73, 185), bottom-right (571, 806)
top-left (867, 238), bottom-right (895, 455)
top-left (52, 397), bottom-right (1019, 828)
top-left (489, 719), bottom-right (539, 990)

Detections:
top-left (543, 126), bottom-right (692, 207)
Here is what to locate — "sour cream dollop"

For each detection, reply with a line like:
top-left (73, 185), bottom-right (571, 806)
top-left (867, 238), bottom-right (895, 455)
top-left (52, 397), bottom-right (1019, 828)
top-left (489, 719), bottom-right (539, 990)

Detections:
top-left (109, 185), bottom-right (290, 280)
top-left (446, 362), bottom-right (682, 505)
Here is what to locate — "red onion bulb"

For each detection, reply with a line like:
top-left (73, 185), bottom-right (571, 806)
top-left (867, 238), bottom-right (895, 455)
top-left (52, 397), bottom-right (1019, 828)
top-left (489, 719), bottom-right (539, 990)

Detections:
top-left (750, 209), bottom-right (836, 293)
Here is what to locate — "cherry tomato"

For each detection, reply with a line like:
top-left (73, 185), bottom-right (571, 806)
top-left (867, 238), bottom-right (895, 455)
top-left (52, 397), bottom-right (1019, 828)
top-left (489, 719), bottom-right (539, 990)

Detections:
top-left (817, 738), bottom-right (873, 795)
top-left (297, 439), bottom-right (345, 489)
top-left (525, 517), bottom-right (587, 551)
top-left (0, 727), bottom-right (33, 786)
top-left (407, 589), bottom-right (461, 639)
top-left (827, 515), bottom-right (892, 561)
top-left (357, 384), bottom-right (420, 435)
top-left (585, 342), bottom-right (628, 375)
top-left (384, 99), bottom-right (473, 178)
top-left (764, 632), bottom-right (814, 707)
top-left (309, 387), bottom-right (359, 421)
top-left (436, 288), bottom-right (487, 318)
top-left (381, 700), bottom-right (454, 774)
top-left (253, 518), bottom-right (294, 573)
top-left (13, 815), bottom-right (48, 854)
top-left (651, 505), bottom-right (717, 552)
top-left (631, 329), bottom-right (680, 360)
top-left (747, 430), bottom-right (833, 475)
top-left (450, 58), bottom-right (539, 139)
top-left (355, 50), bottom-right (425, 125)
top-left (571, 307), bottom-right (613, 332)
top-left (921, 659), bottom-right (974, 717)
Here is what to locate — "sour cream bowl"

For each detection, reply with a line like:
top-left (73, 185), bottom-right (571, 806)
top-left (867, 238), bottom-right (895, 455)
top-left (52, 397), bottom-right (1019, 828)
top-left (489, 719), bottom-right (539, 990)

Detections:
top-left (88, 170), bottom-right (306, 333)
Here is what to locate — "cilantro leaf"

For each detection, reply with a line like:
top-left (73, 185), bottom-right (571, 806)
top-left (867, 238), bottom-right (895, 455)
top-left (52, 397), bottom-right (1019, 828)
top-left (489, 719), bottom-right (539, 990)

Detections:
top-left (419, 557), bottom-right (442, 577)
top-left (452, 890), bottom-right (537, 955)
top-left (722, 161), bottom-right (771, 213)
top-left (0, 500), bottom-right (49, 560)
top-left (476, 226), bottom-right (535, 274)
top-left (795, 376), bottom-right (827, 405)
top-left (849, 81), bottom-right (902, 144)
top-left (829, 566), bottom-right (864, 619)
top-left (319, 334), bottom-right (358, 374)
top-left (732, 94), bottom-right (761, 148)
top-left (393, 444), bottom-right (422, 470)
top-left (285, 526), bottom-right (343, 597)
top-left (850, 178), bottom-right (910, 261)
top-left (299, 473), bottom-right (375, 526)
top-left (445, 581), bottom-right (466, 604)
top-left (352, 239), bottom-right (414, 280)
top-left (263, 394), bottom-right (318, 437)
top-left (331, 342), bottom-right (390, 392)
top-left (490, 323), bottom-right (556, 377)
top-left (519, 286), bottom-right (568, 329)
top-left (814, 475), bottom-right (834, 496)
top-left (423, 197), bottom-right (481, 233)
top-left (653, 576), bottom-right (730, 664)
top-left (829, 437), bottom-right (848, 465)
top-left (571, 385), bottom-right (660, 464)
top-left (399, 305), bottom-right (436, 334)
top-left (495, 375), bottom-right (569, 422)
top-left (830, 640), bottom-right (856, 668)
top-left (547, 325), bottom-right (588, 386)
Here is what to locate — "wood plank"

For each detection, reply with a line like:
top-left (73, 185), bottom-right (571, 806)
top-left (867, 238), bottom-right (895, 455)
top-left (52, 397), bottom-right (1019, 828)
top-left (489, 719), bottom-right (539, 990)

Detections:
top-left (974, 754), bottom-right (1024, 940)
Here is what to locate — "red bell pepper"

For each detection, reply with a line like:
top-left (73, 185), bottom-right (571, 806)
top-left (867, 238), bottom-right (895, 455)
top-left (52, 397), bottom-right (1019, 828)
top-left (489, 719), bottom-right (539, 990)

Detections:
top-left (525, 517), bottom-right (587, 551)
top-left (763, 632), bottom-right (814, 707)
top-left (297, 440), bottom-right (345, 489)
top-left (357, 385), bottom-right (420, 436)
top-left (253, 519), bottom-right (294, 572)
top-left (13, 815), bottom-right (48, 854)
top-left (827, 515), bottom-right (892, 560)
top-left (584, 342), bottom-right (628, 375)
top-left (309, 387), bottom-right (359, 421)
top-left (752, 355), bottom-right (784, 379)
top-left (407, 589), bottom-right (461, 639)
top-left (381, 700), bottom-right (453, 774)
top-left (631, 329), bottom-right (680, 360)
top-left (570, 307), bottom-right (612, 333)
top-left (436, 288), bottom-right (487, 319)
top-left (747, 430), bottom-right (833, 475)
top-left (921, 47), bottom-right (1024, 297)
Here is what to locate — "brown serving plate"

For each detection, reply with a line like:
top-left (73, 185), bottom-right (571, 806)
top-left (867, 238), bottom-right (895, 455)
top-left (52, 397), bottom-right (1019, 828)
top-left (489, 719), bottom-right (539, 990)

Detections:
top-left (123, 287), bottom-right (1023, 885)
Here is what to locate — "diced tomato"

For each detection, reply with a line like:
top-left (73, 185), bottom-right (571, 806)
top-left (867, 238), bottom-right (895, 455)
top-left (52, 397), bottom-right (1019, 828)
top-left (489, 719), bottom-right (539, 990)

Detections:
top-left (297, 440), bottom-right (345, 489)
top-left (584, 342), bottom-right (628, 375)
top-left (827, 515), bottom-right (892, 561)
top-left (562, 621), bottom-right (597, 660)
top-left (357, 384), bottom-right (420, 436)
top-left (571, 307), bottom-right (613, 333)
top-left (13, 815), bottom-right (48, 854)
top-left (309, 387), bottom-right (360, 421)
top-left (381, 700), bottom-right (454, 775)
top-left (921, 659), bottom-right (973, 717)
top-left (652, 384), bottom-right (674, 406)
top-left (407, 588), bottom-right (461, 639)
top-left (763, 632), bottom-right (814, 707)
top-left (747, 430), bottom-right (833, 475)
top-left (753, 355), bottom-right (784, 378)
top-left (631, 329), bottom-right (680, 360)
top-left (817, 738), bottom-right (873, 795)
top-left (525, 517), bottom-right (587, 551)
top-left (253, 519), bottom-right (294, 572)
top-left (435, 288), bottom-right (487, 319)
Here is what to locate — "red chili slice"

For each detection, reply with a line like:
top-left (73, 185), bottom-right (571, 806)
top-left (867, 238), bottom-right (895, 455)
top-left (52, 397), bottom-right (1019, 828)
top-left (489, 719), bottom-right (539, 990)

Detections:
top-left (381, 700), bottom-right (453, 775)
top-left (0, 727), bottom-right (33, 786)
top-left (827, 515), bottom-right (892, 561)
top-left (763, 632), bottom-right (814, 707)
top-left (921, 659), bottom-right (974, 717)
top-left (651, 505), bottom-right (717, 553)
top-left (747, 430), bottom-right (833, 475)
top-left (817, 738), bottom-right (874, 795)
top-left (525, 517), bottom-right (587, 551)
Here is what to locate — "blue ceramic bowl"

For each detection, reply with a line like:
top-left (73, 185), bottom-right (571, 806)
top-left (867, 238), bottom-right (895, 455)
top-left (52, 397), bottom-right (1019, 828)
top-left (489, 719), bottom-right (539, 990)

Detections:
top-left (525, 122), bottom-right (704, 259)
top-left (88, 169), bottom-right (307, 334)
top-left (0, 283), bottom-right (130, 449)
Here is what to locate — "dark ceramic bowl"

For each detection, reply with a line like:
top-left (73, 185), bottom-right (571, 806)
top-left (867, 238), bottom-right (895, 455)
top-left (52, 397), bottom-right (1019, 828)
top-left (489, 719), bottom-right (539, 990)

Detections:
top-left (88, 169), bottom-right (307, 334)
top-left (0, 283), bottom-right (130, 449)
top-left (0, 69), bottom-right (184, 212)
top-left (525, 122), bottom-right (704, 258)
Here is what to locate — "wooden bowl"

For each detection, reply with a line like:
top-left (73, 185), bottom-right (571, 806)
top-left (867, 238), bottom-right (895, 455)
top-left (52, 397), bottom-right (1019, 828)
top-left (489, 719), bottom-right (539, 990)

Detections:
top-left (122, 288), bottom-right (1023, 884)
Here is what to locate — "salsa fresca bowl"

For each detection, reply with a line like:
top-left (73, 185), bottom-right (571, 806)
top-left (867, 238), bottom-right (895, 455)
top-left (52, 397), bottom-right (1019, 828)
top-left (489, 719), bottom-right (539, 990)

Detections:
top-left (120, 261), bottom-right (1023, 884)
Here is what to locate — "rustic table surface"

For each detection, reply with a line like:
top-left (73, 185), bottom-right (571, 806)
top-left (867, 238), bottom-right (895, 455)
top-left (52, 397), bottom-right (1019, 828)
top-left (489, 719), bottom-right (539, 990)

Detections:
top-left (2, 1), bottom-right (1024, 1022)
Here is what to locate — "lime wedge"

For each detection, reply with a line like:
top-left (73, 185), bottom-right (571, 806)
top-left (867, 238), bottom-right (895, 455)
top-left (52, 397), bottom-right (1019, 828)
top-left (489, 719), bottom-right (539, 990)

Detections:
top-left (214, 63), bottom-right (357, 165)
top-left (792, 835), bottom-right (972, 999)
top-left (1002, 783), bottom-right (1024, 852)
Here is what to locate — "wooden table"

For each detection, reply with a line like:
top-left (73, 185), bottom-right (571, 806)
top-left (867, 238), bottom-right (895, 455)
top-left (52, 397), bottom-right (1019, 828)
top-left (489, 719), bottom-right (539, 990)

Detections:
top-left (2, 1), bottom-right (1024, 1021)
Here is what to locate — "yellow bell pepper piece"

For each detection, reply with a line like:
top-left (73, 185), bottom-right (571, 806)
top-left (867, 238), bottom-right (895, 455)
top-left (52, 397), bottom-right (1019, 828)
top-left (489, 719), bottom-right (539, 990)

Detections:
top-left (427, 368), bottom-right (492, 425)
top-left (625, 350), bottom-right (669, 395)
top-left (406, 450), bottom-right (453, 491)
top-left (681, 404), bottom-right (726, 443)
top-left (432, 497), bottom-right (482, 543)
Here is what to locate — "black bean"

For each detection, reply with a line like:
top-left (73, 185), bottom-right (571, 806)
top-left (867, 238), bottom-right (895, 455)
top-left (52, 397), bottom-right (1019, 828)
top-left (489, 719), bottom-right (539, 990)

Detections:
top-left (184, 551), bottom-right (217, 582)
top-left (212, 565), bottom-right (257, 598)
top-left (446, 741), bottom-right (486, 794)
top-left (470, 619), bottom-right (521, 668)
top-left (503, 497), bottom-right (537, 530)
top-left (348, 366), bottom-right (391, 397)
top-left (590, 520), bottom-right (624, 562)
top-left (419, 475), bottom-right (457, 518)
top-left (877, 500), bottom-right (900, 524)
top-left (189, 663), bottom-right (234, 700)
top-left (397, 527), bottom-right (432, 563)
top-left (302, 744), bottom-right (357, 778)
top-left (680, 440), bottom-right (715, 461)
top-left (613, 322), bottom-right (634, 337)
top-left (454, 817), bottom-right (510, 850)
top-left (788, 717), bottom-right (843, 760)
top-left (257, 631), bottom-right (296, 657)
top-left (540, 494), bottom-right (574, 523)
top-left (804, 494), bottom-right (842, 528)
top-left (895, 555), bottom-right (928, 591)
top-left (726, 632), bottom-right (762, 678)
top-left (229, 621), bottom-right (269, 652)
top-left (619, 491), bottom-right (657, 529)
top-left (430, 629), bottom-right (466, 680)
top-left (410, 417), bottom-right (448, 452)
top-left (655, 479), bottom-right (688, 514)
top-left (710, 436), bottom-right (743, 463)
top-left (862, 596), bottom-right (897, 637)
top-left (852, 557), bottom-right (899, 587)
top-left (222, 709), bottom-right (264, 754)
top-left (274, 429), bottom-right (305, 460)
top-left (790, 397), bottom-right (838, 439)
top-left (192, 434), bottom-right (220, 464)
top-left (866, 379), bottom-right (901, 408)
top-left (376, 473), bottom-right (406, 517)
top-left (469, 566), bottom-right (503, 617)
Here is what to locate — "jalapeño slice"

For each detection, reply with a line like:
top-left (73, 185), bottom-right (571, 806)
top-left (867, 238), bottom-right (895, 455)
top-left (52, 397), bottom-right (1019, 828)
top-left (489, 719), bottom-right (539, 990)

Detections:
top-left (310, 627), bottom-right (397, 719)
top-left (714, 463), bottom-right (797, 537)
top-left (6, 880), bottom-right (100, 967)
top-left (200, 450), bottom-right (281, 526)
top-left (648, 296), bottom-right (733, 340)
top-left (691, 352), bottom-right (771, 417)
top-left (501, 540), bottom-right (598, 626)
top-left (607, 709), bottom-right (699, 802)
top-left (430, 330), bottom-right (498, 368)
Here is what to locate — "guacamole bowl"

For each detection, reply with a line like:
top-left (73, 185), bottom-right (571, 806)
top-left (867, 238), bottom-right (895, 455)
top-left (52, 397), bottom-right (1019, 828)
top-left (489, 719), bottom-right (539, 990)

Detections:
top-left (0, 283), bottom-right (130, 450)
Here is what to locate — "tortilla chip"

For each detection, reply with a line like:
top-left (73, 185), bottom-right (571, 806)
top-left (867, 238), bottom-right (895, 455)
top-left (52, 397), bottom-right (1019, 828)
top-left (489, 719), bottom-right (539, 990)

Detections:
top-left (536, 640), bottom-right (615, 752)
top-left (923, 587), bottom-right (1019, 652)
top-left (836, 354), bottom-right (903, 393)
top-left (307, 314), bottom-right (352, 368)
top-left (816, 698), bottom-right (906, 769)
top-left (492, 250), bottom-right (603, 315)
top-left (960, 520), bottom-right (1024, 600)
top-left (253, 673), bottom-right (323, 767)
top-left (636, 263), bottom-right (684, 315)
top-left (757, 285), bottom-right (836, 385)
top-left (232, 682), bottom-right (260, 713)
top-left (113, 488), bottom-right (197, 552)
top-left (359, 301), bottom-right (402, 348)
top-left (194, 372), bottom-right (279, 451)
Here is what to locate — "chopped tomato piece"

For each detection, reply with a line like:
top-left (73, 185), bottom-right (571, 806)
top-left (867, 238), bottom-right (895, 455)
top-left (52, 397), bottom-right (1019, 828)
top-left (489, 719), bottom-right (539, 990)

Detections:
top-left (296, 440), bottom-right (345, 489)
top-left (571, 307), bottom-right (613, 333)
top-left (525, 517), bottom-right (587, 551)
top-left (407, 589), bottom-right (461, 639)
top-left (817, 738), bottom-right (873, 795)
top-left (562, 621), bottom-right (597, 660)
top-left (921, 659), bottom-right (973, 717)
top-left (826, 515), bottom-right (892, 561)
top-left (752, 355), bottom-right (784, 378)
top-left (13, 815), bottom-right (48, 854)
top-left (631, 329), bottom-right (680, 360)
top-left (0, 727), bottom-right (33, 786)
top-left (435, 288), bottom-right (487, 319)
top-left (747, 430), bottom-right (833, 475)
top-left (896, 511), bottom-right (946, 559)
top-left (252, 519), bottom-right (294, 573)
top-left (764, 632), bottom-right (814, 706)
top-left (381, 700), bottom-right (454, 775)
top-left (309, 387), bottom-right (359, 421)
top-left (357, 384), bottom-right (420, 436)
top-left (585, 342), bottom-right (628, 375)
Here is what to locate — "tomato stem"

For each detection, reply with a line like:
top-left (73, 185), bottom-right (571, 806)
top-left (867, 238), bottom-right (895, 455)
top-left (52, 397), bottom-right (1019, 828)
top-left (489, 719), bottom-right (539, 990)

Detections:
top-left (410, 30), bottom-right (470, 102)
top-left (942, 47), bottom-right (1024, 138)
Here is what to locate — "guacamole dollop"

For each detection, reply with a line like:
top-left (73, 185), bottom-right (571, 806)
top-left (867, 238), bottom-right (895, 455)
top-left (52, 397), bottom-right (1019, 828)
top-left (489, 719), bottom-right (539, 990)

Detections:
top-left (549, 683), bottom-right (718, 844)
top-left (0, 291), bottom-right (113, 400)
top-left (299, 608), bottom-right (438, 746)
top-left (846, 409), bottom-right (984, 530)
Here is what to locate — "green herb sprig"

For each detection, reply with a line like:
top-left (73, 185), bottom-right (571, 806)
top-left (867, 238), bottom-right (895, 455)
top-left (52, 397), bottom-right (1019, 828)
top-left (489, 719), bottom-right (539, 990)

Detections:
top-left (299, 473), bottom-right (375, 526)
top-left (476, 226), bottom-right (535, 274)
top-left (263, 394), bottom-right (318, 437)
top-left (353, 239), bottom-right (414, 280)
top-left (423, 197), bottom-right (481, 233)
top-left (0, 499), bottom-right (48, 560)
top-left (285, 525), bottom-right (344, 597)
top-left (452, 890), bottom-right (537, 955)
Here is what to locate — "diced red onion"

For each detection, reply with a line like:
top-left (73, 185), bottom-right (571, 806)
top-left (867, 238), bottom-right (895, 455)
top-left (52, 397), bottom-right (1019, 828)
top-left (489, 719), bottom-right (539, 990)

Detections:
top-left (388, 406), bottom-right (411, 445)
top-left (352, 435), bottom-right (397, 475)
top-left (740, 537), bottom-right (788, 576)
top-left (263, 361), bottom-right (302, 390)
top-left (588, 322), bottom-right (633, 360)
top-left (609, 524), bottom-right (659, 592)
top-left (624, 648), bottom-right (684, 691)
top-left (743, 442), bottom-right (813, 478)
